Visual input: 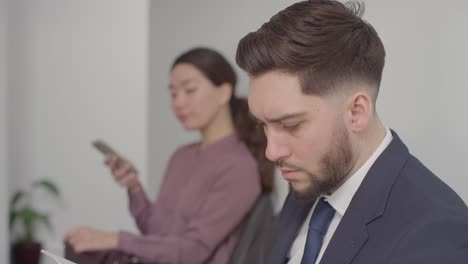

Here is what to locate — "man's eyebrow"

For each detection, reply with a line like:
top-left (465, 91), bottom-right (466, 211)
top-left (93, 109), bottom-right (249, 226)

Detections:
top-left (248, 111), bottom-right (307, 124)
top-left (266, 112), bottom-right (307, 123)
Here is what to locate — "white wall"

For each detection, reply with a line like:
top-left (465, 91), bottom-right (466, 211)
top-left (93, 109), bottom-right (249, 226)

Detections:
top-left (149, 0), bottom-right (468, 210)
top-left (148, 0), bottom-right (298, 211)
top-left (3, 2), bottom-right (466, 261)
top-left (8, 0), bottom-right (148, 254)
top-left (1, 0), bottom-right (9, 262)
top-left (365, 0), bottom-right (468, 200)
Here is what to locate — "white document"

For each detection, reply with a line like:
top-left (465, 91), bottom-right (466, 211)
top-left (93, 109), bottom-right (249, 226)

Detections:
top-left (41, 249), bottom-right (77, 264)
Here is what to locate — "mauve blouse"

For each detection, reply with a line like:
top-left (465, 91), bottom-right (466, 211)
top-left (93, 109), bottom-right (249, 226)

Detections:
top-left (117, 133), bottom-right (261, 263)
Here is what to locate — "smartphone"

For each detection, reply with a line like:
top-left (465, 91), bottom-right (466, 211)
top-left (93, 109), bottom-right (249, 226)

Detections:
top-left (92, 139), bottom-right (128, 166)
top-left (92, 140), bottom-right (136, 173)
top-left (92, 139), bottom-right (118, 156)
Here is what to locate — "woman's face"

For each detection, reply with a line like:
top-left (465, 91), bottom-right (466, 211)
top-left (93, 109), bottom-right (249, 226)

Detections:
top-left (169, 63), bottom-right (226, 130)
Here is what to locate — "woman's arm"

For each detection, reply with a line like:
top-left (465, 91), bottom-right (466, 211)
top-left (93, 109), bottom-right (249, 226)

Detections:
top-left (118, 163), bottom-right (261, 264)
top-left (125, 147), bottom-right (182, 233)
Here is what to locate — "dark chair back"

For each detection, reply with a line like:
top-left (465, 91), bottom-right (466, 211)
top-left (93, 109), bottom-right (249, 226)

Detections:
top-left (229, 194), bottom-right (277, 264)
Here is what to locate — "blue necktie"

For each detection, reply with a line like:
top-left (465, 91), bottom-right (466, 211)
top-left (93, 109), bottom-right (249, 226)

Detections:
top-left (300, 198), bottom-right (336, 264)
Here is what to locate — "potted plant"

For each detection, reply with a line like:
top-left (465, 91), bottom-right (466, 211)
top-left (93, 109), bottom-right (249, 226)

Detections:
top-left (9, 178), bottom-right (61, 264)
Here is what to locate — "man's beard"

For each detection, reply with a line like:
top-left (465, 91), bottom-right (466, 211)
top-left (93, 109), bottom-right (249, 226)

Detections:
top-left (281, 123), bottom-right (353, 202)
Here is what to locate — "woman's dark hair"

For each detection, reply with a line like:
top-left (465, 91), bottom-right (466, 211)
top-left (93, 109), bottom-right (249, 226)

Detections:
top-left (172, 47), bottom-right (274, 193)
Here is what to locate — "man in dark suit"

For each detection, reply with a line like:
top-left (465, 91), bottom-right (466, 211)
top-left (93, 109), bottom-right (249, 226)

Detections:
top-left (235, 0), bottom-right (468, 263)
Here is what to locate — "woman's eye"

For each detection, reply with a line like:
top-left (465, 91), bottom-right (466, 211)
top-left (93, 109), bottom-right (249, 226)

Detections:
top-left (186, 88), bottom-right (197, 94)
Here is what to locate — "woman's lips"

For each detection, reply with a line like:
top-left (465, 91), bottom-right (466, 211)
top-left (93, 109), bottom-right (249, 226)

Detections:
top-left (177, 114), bottom-right (189, 123)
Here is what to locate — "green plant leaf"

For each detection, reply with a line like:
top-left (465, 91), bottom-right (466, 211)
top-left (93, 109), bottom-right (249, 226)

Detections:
top-left (33, 179), bottom-right (60, 197)
top-left (10, 190), bottom-right (25, 208)
top-left (19, 207), bottom-right (36, 226)
top-left (37, 212), bottom-right (52, 231)
top-left (18, 207), bottom-right (37, 243)
top-left (9, 210), bottom-right (18, 229)
top-left (10, 179), bottom-right (60, 244)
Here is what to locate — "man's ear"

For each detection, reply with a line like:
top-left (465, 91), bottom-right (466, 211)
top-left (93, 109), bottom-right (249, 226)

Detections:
top-left (345, 91), bottom-right (374, 132)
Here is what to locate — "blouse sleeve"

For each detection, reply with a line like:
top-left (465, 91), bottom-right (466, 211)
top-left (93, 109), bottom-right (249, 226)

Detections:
top-left (126, 149), bottom-right (179, 234)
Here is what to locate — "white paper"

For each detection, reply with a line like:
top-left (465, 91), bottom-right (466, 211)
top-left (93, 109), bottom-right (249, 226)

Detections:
top-left (41, 249), bottom-right (77, 264)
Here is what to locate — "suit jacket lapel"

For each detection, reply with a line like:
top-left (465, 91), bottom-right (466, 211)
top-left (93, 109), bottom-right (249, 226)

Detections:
top-left (319, 130), bottom-right (410, 264)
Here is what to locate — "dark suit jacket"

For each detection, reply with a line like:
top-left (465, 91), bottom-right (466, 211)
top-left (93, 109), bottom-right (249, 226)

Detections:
top-left (267, 131), bottom-right (468, 264)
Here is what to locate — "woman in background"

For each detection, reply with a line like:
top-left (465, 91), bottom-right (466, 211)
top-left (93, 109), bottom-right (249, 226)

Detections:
top-left (64, 47), bottom-right (274, 264)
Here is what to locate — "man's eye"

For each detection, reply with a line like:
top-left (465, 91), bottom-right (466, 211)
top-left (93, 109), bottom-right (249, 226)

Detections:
top-left (283, 123), bottom-right (300, 131)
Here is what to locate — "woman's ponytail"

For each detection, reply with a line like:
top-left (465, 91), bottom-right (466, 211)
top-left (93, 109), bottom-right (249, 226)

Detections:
top-left (230, 97), bottom-right (274, 193)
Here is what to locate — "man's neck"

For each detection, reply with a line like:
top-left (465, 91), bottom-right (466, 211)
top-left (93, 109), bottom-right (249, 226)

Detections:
top-left (349, 115), bottom-right (387, 180)
top-left (331, 115), bottom-right (387, 193)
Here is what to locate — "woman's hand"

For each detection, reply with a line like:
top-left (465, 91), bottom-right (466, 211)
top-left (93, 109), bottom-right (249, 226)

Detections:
top-left (64, 226), bottom-right (118, 253)
top-left (104, 154), bottom-right (141, 193)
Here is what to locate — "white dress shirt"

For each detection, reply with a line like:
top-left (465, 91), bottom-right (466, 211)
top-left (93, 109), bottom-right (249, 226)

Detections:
top-left (287, 128), bottom-right (393, 264)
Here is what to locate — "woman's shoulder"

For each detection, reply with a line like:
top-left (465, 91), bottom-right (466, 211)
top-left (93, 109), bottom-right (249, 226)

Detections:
top-left (220, 137), bottom-right (258, 168)
top-left (214, 140), bottom-right (260, 188)
top-left (168, 141), bottom-right (198, 161)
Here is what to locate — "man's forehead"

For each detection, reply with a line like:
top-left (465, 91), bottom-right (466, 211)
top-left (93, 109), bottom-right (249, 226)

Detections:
top-left (248, 85), bottom-right (324, 122)
top-left (248, 94), bottom-right (313, 123)
top-left (249, 70), bottom-right (298, 85)
top-left (248, 72), bottom-right (295, 96)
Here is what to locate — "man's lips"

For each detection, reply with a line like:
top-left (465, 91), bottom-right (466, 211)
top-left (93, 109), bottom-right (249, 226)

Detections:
top-left (280, 169), bottom-right (300, 180)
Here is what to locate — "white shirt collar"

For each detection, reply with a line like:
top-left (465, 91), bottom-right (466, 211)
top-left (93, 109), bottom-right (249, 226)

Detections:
top-left (324, 128), bottom-right (393, 216)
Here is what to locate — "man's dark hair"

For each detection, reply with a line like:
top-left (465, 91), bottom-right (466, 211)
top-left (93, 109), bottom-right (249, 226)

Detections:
top-left (236, 0), bottom-right (385, 99)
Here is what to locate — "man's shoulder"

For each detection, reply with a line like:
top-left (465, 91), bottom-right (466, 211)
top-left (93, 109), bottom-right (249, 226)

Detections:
top-left (385, 208), bottom-right (468, 263)
top-left (393, 154), bottom-right (467, 213)
top-left (353, 152), bottom-right (468, 263)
